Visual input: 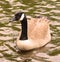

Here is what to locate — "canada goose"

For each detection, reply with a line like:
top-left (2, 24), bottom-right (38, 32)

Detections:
top-left (12, 12), bottom-right (51, 50)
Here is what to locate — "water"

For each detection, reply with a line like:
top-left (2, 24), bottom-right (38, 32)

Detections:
top-left (0, 0), bottom-right (60, 62)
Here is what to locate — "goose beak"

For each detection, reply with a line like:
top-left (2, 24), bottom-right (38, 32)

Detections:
top-left (9, 16), bottom-right (16, 23)
top-left (12, 16), bottom-right (16, 21)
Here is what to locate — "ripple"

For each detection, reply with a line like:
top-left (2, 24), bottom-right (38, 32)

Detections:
top-left (51, 0), bottom-right (57, 2)
top-left (0, 36), bottom-right (13, 40)
top-left (51, 21), bottom-right (60, 25)
top-left (13, 2), bottom-right (27, 7)
top-left (0, 26), bottom-right (18, 32)
top-left (50, 10), bottom-right (60, 13)
top-left (42, 4), bottom-right (56, 8)
top-left (36, 53), bottom-right (50, 58)
top-left (51, 16), bottom-right (60, 20)
top-left (50, 55), bottom-right (60, 62)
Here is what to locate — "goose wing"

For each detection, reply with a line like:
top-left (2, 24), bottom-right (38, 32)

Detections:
top-left (28, 17), bottom-right (50, 40)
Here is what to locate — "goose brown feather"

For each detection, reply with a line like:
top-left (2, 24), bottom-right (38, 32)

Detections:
top-left (16, 17), bottom-right (51, 50)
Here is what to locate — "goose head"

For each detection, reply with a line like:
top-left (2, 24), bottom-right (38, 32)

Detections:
top-left (12, 12), bottom-right (27, 22)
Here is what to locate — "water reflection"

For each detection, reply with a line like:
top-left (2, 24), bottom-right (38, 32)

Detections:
top-left (0, 0), bottom-right (60, 62)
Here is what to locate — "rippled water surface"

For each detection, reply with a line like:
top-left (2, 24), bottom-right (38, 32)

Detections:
top-left (0, 0), bottom-right (60, 62)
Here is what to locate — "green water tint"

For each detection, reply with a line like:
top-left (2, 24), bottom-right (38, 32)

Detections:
top-left (0, 0), bottom-right (60, 62)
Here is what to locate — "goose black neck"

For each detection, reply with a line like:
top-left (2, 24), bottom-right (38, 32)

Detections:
top-left (20, 17), bottom-right (28, 40)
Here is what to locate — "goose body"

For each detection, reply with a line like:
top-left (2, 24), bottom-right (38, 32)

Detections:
top-left (12, 12), bottom-right (51, 50)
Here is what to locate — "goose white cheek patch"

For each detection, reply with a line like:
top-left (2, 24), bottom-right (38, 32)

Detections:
top-left (20, 14), bottom-right (24, 21)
